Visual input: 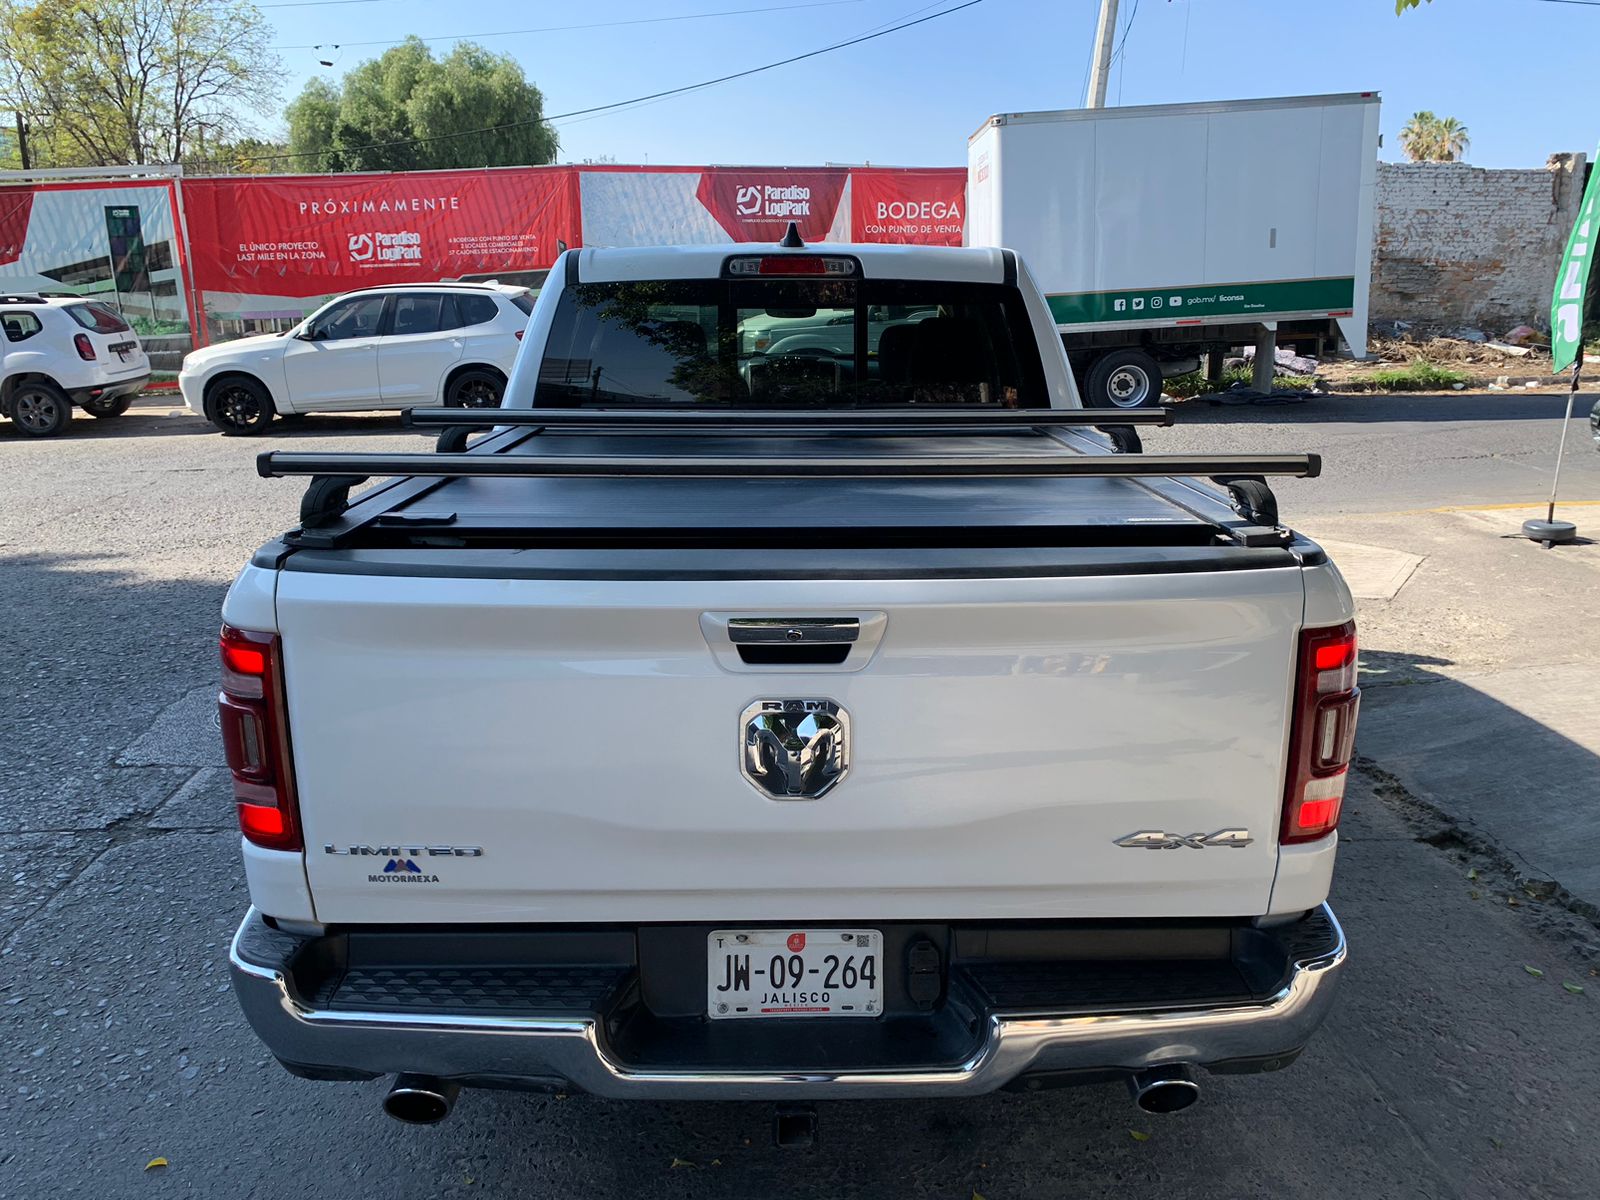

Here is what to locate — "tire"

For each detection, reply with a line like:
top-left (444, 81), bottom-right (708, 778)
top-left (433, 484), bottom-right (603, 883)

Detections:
top-left (444, 368), bottom-right (504, 409)
top-left (1086, 349), bottom-right (1163, 410)
top-left (83, 394), bottom-right (134, 418)
top-left (206, 376), bottom-right (275, 435)
top-left (9, 381), bottom-right (73, 437)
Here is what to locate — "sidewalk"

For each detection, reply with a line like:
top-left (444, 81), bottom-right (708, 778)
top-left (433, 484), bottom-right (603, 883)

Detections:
top-left (1303, 504), bottom-right (1600, 912)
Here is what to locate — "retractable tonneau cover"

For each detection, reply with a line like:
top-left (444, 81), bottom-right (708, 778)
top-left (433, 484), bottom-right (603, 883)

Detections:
top-left (254, 407), bottom-right (1319, 560)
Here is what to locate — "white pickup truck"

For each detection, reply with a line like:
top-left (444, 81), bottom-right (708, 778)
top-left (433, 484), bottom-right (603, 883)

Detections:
top-left (223, 233), bottom-right (1356, 1129)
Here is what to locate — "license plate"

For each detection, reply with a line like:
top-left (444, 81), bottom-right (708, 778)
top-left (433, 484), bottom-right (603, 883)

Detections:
top-left (707, 928), bottom-right (881, 1020)
top-left (116, 348), bottom-right (133, 362)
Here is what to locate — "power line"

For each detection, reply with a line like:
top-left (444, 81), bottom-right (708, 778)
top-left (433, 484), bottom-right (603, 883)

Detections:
top-left (227, 0), bottom-right (983, 167)
top-left (275, 0), bottom-right (868, 52)
top-left (548, 0), bottom-right (952, 131)
top-left (851, 0), bottom-right (951, 35)
top-left (1073, 0), bottom-right (1100, 104)
top-left (259, 0), bottom-right (402, 7)
top-left (490, 0), bottom-right (975, 127)
top-left (1109, 0), bottom-right (1139, 107)
top-left (1108, 0), bottom-right (1140, 68)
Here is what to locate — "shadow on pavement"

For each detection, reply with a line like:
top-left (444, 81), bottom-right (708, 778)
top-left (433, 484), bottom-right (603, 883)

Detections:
top-left (0, 409), bottom-right (429, 443)
top-left (0, 412), bottom-right (216, 441)
top-left (1358, 647), bottom-right (1457, 688)
top-left (0, 550), bottom-right (226, 802)
top-left (1171, 391), bottom-right (1597, 426)
top-left (1356, 644), bottom-right (1600, 911)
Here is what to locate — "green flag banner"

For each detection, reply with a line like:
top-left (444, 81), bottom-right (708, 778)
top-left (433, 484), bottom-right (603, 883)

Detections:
top-left (1552, 145), bottom-right (1600, 374)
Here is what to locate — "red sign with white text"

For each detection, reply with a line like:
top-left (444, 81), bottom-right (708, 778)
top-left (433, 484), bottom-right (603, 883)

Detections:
top-left (850, 168), bottom-right (966, 246)
top-left (183, 168), bottom-right (581, 297)
top-left (694, 168), bottom-right (849, 243)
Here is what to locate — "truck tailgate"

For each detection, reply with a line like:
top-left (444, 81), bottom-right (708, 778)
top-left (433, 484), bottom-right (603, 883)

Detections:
top-left (279, 564), bottom-right (1303, 924)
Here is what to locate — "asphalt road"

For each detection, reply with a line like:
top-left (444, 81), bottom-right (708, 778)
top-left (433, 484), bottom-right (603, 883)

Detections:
top-left (2, 394), bottom-right (1598, 1199)
top-left (1153, 390), bottom-right (1600, 517)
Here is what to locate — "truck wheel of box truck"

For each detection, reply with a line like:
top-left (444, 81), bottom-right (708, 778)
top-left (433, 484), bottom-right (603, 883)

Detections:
top-left (1086, 349), bottom-right (1163, 409)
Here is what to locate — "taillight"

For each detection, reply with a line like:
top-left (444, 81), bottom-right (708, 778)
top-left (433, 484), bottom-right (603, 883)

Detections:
top-left (219, 626), bottom-right (301, 851)
top-left (514, 328), bottom-right (525, 340)
top-left (1282, 621), bottom-right (1359, 844)
top-left (725, 255), bottom-right (858, 277)
top-left (74, 333), bottom-right (96, 361)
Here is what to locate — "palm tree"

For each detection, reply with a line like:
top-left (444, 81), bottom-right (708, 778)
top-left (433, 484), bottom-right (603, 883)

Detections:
top-left (1399, 112), bottom-right (1441, 161)
top-left (1434, 116), bottom-right (1469, 162)
top-left (1399, 112), bottom-right (1470, 162)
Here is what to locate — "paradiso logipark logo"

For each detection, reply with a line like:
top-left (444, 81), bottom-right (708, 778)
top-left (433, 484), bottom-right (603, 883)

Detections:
top-left (348, 230), bottom-right (422, 264)
top-left (735, 184), bottom-right (813, 220)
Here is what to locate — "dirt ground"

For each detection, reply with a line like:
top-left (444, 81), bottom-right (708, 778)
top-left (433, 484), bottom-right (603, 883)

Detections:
top-left (1317, 330), bottom-right (1588, 394)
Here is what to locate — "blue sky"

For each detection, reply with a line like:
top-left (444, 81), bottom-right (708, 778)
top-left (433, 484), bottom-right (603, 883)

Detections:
top-left (258, 0), bottom-right (1599, 169)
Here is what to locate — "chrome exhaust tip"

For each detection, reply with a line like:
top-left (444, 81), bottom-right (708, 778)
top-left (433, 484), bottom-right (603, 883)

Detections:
top-left (1127, 1065), bottom-right (1200, 1114)
top-left (383, 1074), bottom-right (461, 1125)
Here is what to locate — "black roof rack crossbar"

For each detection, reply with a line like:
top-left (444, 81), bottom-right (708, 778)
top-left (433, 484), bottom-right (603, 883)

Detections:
top-left (401, 406), bottom-right (1176, 430)
top-left (260, 450), bottom-right (1319, 482)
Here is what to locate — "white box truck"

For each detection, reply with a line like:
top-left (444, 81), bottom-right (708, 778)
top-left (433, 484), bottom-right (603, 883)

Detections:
top-left (966, 93), bottom-right (1381, 408)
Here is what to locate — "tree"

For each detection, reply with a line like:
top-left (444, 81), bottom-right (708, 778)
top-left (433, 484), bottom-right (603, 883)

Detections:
top-left (281, 38), bottom-right (557, 173)
top-left (0, 0), bottom-right (278, 167)
top-left (1396, 0), bottom-right (1433, 11)
top-left (189, 135), bottom-right (289, 173)
top-left (1399, 111), bottom-right (1470, 163)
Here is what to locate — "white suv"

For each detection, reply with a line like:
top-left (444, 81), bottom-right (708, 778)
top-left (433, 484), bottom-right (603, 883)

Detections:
top-left (1, 295), bottom-right (151, 437)
top-left (179, 282), bottom-right (533, 435)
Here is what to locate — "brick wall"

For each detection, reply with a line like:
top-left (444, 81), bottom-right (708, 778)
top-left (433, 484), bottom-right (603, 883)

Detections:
top-left (1372, 155), bottom-right (1587, 332)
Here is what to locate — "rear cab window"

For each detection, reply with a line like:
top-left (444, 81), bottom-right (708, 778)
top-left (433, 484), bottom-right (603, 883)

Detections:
top-left (65, 303), bottom-right (131, 334)
top-left (530, 275), bottom-right (1047, 408)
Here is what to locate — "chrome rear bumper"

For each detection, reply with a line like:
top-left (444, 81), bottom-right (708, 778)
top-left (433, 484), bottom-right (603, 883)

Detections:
top-left (230, 905), bottom-right (1345, 1100)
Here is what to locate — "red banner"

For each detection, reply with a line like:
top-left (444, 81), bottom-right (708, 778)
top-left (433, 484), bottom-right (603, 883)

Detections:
top-left (182, 168), bottom-right (581, 297)
top-left (0, 189), bottom-right (34, 267)
top-left (694, 168), bottom-right (849, 243)
top-left (849, 168), bottom-right (966, 246)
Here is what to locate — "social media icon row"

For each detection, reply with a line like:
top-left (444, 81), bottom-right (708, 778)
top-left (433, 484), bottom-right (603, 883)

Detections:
top-left (1113, 294), bottom-right (1186, 313)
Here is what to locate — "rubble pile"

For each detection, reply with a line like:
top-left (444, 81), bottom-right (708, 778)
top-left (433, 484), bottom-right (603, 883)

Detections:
top-left (1313, 320), bottom-right (1579, 392)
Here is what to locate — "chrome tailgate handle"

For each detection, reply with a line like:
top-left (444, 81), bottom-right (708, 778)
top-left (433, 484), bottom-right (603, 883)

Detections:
top-left (702, 612), bottom-right (885, 673)
top-left (726, 618), bottom-right (860, 646)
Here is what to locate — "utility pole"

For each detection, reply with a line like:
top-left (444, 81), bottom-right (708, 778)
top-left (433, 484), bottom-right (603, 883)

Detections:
top-left (1084, 0), bottom-right (1120, 109)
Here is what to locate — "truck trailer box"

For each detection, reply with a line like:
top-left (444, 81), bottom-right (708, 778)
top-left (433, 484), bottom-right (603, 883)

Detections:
top-left (966, 93), bottom-right (1380, 406)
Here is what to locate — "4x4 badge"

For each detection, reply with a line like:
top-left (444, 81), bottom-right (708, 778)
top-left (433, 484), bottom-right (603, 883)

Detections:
top-left (1114, 829), bottom-right (1254, 850)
